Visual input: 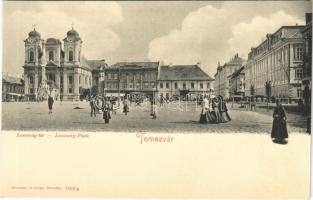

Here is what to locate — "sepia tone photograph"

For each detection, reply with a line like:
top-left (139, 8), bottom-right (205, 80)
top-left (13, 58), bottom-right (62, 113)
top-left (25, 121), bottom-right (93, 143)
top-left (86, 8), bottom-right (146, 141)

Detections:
top-left (1, 1), bottom-right (312, 198)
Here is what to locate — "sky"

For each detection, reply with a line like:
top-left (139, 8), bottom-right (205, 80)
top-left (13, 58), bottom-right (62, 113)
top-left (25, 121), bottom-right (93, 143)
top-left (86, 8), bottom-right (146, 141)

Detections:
top-left (2, 1), bottom-right (312, 78)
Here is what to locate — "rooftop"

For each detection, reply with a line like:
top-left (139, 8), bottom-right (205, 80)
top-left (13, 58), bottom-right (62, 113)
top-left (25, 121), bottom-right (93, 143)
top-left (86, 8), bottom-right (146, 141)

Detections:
top-left (229, 66), bottom-right (245, 79)
top-left (86, 59), bottom-right (108, 71)
top-left (225, 54), bottom-right (246, 66)
top-left (2, 74), bottom-right (24, 85)
top-left (110, 61), bottom-right (160, 69)
top-left (159, 65), bottom-right (214, 81)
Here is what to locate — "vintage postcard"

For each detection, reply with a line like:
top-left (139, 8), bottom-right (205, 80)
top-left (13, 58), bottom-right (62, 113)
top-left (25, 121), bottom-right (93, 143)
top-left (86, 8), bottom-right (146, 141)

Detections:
top-left (1, 1), bottom-right (312, 198)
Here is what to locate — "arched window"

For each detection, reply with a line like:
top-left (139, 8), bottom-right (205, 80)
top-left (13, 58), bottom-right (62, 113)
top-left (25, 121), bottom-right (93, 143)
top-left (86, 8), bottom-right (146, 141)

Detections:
top-left (49, 51), bottom-right (54, 61)
top-left (69, 50), bottom-right (74, 62)
top-left (29, 50), bottom-right (34, 62)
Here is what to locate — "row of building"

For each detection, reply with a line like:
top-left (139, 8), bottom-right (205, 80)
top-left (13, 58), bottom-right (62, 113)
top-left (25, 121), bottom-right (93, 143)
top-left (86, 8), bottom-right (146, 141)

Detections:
top-left (3, 27), bottom-right (214, 101)
top-left (214, 13), bottom-right (312, 101)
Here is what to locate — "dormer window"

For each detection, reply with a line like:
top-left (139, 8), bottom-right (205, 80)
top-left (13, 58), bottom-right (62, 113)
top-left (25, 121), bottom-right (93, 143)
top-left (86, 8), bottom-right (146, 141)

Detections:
top-left (69, 50), bottom-right (74, 62)
top-left (49, 51), bottom-right (54, 61)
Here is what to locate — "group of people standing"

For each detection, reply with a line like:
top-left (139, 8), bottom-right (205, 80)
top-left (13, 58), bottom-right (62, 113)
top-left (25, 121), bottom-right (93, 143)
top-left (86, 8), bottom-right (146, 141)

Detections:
top-left (89, 97), bottom-right (134, 124)
top-left (199, 95), bottom-right (231, 124)
top-left (89, 95), bottom-right (160, 124)
top-left (199, 95), bottom-right (289, 145)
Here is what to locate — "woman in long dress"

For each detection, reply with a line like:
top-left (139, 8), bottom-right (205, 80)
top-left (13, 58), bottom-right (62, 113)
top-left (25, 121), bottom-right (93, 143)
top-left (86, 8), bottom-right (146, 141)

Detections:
top-left (271, 100), bottom-right (288, 144)
top-left (199, 97), bottom-right (208, 124)
top-left (206, 99), bottom-right (214, 123)
top-left (123, 98), bottom-right (129, 115)
top-left (212, 98), bottom-right (222, 124)
top-left (102, 103), bottom-right (111, 124)
top-left (48, 95), bottom-right (54, 114)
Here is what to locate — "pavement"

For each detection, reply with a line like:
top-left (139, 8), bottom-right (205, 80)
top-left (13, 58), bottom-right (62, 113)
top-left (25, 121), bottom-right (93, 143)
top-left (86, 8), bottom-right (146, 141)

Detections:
top-left (1, 101), bottom-right (311, 198)
top-left (1, 100), bottom-right (308, 133)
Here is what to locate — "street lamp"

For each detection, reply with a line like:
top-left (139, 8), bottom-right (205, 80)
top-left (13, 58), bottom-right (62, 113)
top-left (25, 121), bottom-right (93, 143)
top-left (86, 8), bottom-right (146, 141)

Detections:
top-left (103, 87), bottom-right (107, 104)
top-left (152, 87), bottom-right (156, 104)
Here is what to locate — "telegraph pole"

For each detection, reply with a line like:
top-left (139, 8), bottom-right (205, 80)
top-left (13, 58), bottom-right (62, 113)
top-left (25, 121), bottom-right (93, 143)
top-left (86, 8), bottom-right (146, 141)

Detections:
top-left (118, 67), bottom-right (121, 107)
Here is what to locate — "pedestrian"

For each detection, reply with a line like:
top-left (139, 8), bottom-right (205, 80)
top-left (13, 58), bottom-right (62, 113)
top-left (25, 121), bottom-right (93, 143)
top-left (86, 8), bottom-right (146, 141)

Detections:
top-left (112, 101), bottom-right (117, 115)
top-left (224, 100), bottom-right (231, 121)
top-left (152, 103), bottom-right (158, 119)
top-left (207, 99), bottom-right (214, 123)
top-left (90, 98), bottom-right (96, 117)
top-left (212, 97), bottom-right (222, 124)
top-left (199, 97), bottom-right (208, 124)
top-left (102, 103), bottom-right (111, 124)
top-left (123, 98), bottom-right (129, 115)
top-left (150, 98), bottom-right (154, 116)
top-left (307, 117), bottom-right (311, 134)
top-left (219, 96), bottom-right (231, 122)
top-left (199, 96), bottom-right (210, 124)
top-left (48, 95), bottom-right (54, 114)
top-left (271, 100), bottom-right (288, 144)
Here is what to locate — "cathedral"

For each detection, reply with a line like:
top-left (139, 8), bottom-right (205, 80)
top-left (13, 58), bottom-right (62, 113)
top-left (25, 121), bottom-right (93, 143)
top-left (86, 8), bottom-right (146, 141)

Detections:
top-left (23, 27), bottom-right (106, 101)
top-left (23, 27), bottom-right (214, 102)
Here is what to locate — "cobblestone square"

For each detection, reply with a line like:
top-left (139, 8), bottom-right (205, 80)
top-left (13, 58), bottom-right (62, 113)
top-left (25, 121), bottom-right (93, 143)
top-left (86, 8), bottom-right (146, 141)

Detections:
top-left (1, 101), bottom-right (308, 133)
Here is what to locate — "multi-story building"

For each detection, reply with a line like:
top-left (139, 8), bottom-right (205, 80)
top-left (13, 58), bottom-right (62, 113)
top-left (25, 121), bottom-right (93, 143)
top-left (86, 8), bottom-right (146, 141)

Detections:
top-left (2, 74), bottom-right (24, 101)
top-left (87, 59), bottom-right (107, 95)
top-left (158, 64), bottom-right (214, 99)
top-left (214, 54), bottom-right (245, 99)
top-left (244, 25), bottom-right (305, 100)
top-left (23, 28), bottom-right (106, 101)
top-left (301, 13), bottom-right (312, 88)
top-left (103, 62), bottom-right (160, 98)
top-left (228, 66), bottom-right (245, 98)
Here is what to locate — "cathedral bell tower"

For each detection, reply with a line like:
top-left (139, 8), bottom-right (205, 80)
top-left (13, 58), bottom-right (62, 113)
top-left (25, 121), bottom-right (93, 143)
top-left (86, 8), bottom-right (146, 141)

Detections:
top-left (24, 27), bottom-right (45, 99)
top-left (63, 26), bottom-right (82, 100)
top-left (63, 27), bottom-right (82, 65)
top-left (24, 28), bottom-right (42, 65)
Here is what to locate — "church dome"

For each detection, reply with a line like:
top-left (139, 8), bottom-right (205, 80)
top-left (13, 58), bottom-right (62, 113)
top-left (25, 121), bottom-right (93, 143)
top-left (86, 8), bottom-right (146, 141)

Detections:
top-left (67, 28), bottom-right (79, 37)
top-left (28, 29), bottom-right (41, 38)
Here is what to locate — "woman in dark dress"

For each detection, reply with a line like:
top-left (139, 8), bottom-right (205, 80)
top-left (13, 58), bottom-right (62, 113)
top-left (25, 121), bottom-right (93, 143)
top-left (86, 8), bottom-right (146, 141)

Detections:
top-left (217, 96), bottom-right (227, 123)
top-left (103, 104), bottom-right (111, 124)
top-left (48, 95), bottom-right (54, 114)
top-left (212, 98), bottom-right (222, 124)
top-left (123, 99), bottom-right (129, 115)
top-left (271, 100), bottom-right (288, 144)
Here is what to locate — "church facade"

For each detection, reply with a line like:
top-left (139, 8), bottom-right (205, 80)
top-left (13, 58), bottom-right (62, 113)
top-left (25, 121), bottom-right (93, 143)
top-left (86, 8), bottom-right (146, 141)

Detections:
top-left (23, 28), bottom-right (105, 101)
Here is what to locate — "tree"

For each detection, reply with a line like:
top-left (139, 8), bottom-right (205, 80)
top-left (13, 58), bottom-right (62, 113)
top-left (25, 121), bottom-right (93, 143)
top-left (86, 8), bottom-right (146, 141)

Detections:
top-left (265, 81), bottom-right (272, 111)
